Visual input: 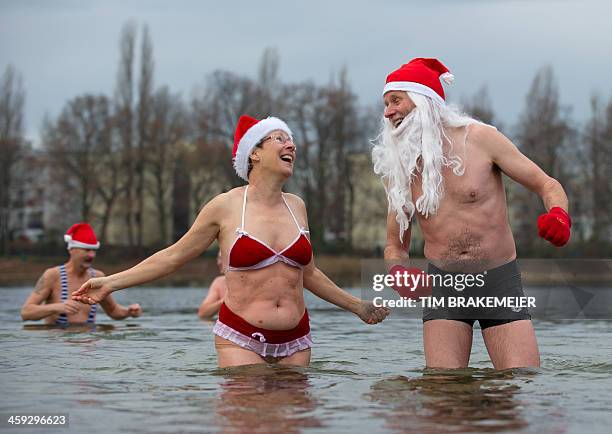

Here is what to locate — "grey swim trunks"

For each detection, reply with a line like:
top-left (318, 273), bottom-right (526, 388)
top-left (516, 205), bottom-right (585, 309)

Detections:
top-left (422, 260), bottom-right (532, 329)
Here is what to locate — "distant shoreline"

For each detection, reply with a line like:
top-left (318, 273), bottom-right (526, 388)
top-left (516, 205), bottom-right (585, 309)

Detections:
top-left (0, 255), bottom-right (368, 287)
top-left (1, 256), bottom-right (609, 288)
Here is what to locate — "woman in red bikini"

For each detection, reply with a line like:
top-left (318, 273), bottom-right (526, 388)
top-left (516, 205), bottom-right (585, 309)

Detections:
top-left (72, 114), bottom-right (390, 367)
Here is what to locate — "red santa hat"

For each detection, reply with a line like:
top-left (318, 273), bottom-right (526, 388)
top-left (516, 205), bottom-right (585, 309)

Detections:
top-left (383, 58), bottom-right (454, 105)
top-left (64, 223), bottom-right (100, 250)
top-left (232, 114), bottom-right (292, 181)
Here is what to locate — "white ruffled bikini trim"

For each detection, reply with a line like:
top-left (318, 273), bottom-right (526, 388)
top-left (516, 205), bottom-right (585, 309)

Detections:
top-left (213, 320), bottom-right (313, 358)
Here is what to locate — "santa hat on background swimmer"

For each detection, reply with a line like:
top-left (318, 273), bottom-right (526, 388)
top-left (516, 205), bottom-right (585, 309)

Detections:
top-left (64, 223), bottom-right (100, 250)
top-left (232, 115), bottom-right (293, 181)
top-left (383, 58), bottom-right (454, 105)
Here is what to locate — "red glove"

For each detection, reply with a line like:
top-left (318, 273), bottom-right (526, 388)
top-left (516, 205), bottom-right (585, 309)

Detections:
top-left (537, 207), bottom-right (571, 247)
top-left (388, 265), bottom-right (432, 299)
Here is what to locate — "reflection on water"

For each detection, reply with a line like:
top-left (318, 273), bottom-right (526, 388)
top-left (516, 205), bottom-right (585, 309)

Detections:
top-left (1, 287), bottom-right (611, 434)
top-left (23, 323), bottom-right (117, 333)
top-left (214, 365), bottom-right (322, 434)
top-left (367, 368), bottom-right (536, 433)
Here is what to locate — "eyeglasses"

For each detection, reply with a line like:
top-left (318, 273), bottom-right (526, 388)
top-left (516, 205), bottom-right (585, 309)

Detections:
top-left (261, 133), bottom-right (293, 145)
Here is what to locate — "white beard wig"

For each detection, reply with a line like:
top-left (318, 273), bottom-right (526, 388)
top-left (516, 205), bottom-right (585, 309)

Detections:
top-left (372, 92), bottom-right (479, 240)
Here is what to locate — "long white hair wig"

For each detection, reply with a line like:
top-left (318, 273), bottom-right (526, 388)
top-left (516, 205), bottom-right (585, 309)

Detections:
top-left (372, 92), bottom-right (479, 240)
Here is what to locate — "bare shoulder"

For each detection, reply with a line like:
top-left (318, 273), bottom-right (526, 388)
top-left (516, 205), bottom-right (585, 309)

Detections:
top-left (467, 122), bottom-right (501, 144)
top-left (32, 267), bottom-right (58, 295)
top-left (42, 267), bottom-right (60, 283)
top-left (90, 268), bottom-right (106, 278)
top-left (216, 187), bottom-right (247, 207)
top-left (467, 123), bottom-right (515, 157)
top-left (283, 192), bottom-right (309, 228)
top-left (197, 189), bottom-right (237, 217)
top-left (283, 192), bottom-right (306, 212)
top-left (227, 185), bottom-right (247, 196)
top-left (469, 123), bottom-right (508, 144)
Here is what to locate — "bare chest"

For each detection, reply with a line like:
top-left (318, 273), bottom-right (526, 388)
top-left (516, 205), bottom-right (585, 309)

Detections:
top-left (411, 152), bottom-right (499, 207)
top-left (47, 270), bottom-right (92, 303)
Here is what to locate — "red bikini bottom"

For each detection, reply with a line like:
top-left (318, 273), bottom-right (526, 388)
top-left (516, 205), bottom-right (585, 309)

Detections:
top-left (213, 302), bottom-right (313, 358)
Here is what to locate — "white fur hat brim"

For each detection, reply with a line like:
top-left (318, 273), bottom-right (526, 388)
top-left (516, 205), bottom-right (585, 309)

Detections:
top-left (383, 81), bottom-right (446, 105)
top-left (64, 235), bottom-right (100, 250)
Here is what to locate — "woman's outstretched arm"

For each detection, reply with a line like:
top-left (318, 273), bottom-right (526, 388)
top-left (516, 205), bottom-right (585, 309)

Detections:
top-left (72, 193), bottom-right (228, 304)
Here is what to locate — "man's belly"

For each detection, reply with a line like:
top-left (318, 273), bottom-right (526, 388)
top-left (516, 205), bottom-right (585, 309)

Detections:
top-left (421, 219), bottom-right (517, 272)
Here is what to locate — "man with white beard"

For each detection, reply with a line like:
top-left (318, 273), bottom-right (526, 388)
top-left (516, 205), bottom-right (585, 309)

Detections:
top-left (372, 58), bottom-right (571, 369)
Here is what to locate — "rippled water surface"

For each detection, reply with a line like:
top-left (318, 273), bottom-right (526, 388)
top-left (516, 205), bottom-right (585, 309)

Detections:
top-left (1, 287), bottom-right (612, 434)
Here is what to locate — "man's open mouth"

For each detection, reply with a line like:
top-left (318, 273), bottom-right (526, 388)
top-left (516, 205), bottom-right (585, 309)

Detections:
top-left (280, 154), bottom-right (293, 163)
top-left (393, 117), bottom-right (404, 128)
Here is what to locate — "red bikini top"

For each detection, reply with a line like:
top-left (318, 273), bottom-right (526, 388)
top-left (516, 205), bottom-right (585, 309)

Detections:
top-left (227, 186), bottom-right (312, 271)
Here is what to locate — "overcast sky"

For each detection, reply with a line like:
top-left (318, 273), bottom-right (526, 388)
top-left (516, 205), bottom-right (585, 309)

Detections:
top-left (2, 0), bottom-right (611, 145)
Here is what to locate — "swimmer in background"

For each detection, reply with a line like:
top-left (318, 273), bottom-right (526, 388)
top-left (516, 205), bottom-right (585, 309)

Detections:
top-left (21, 223), bottom-right (142, 325)
top-left (198, 251), bottom-right (228, 320)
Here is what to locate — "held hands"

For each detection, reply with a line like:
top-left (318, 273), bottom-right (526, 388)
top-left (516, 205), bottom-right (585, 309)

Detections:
top-left (71, 277), bottom-right (114, 304)
top-left (357, 300), bottom-right (390, 325)
top-left (538, 207), bottom-right (571, 247)
top-left (388, 265), bottom-right (432, 299)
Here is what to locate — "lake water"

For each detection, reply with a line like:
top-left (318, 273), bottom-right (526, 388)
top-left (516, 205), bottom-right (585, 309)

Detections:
top-left (1, 286), bottom-right (612, 434)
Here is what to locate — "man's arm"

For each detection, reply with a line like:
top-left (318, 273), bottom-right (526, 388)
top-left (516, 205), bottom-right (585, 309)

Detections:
top-left (95, 271), bottom-right (142, 320)
top-left (476, 124), bottom-right (571, 246)
top-left (21, 269), bottom-right (73, 320)
top-left (198, 277), bottom-right (225, 319)
top-left (384, 211), bottom-right (412, 261)
top-left (99, 295), bottom-right (141, 320)
top-left (475, 124), bottom-right (568, 211)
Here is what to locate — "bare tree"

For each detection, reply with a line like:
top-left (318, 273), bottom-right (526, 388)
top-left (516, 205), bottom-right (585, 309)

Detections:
top-left (586, 95), bottom-right (612, 242)
top-left (194, 70), bottom-right (259, 187)
top-left (172, 147), bottom-right (191, 242)
top-left (513, 66), bottom-right (571, 251)
top-left (95, 113), bottom-right (123, 244)
top-left (256, 47), bottom-right (281, 115)
top-left (45, 95), bottom-right (112, 224)
top-left (282, 81), bottom-right (318, 207)
top-left (310, 86), bottom-right (334, 248)
top-left (327, 67), bottom-right (362, 249)
top-left (115, 21), bottom-right (137, 247)
top-left (462, 85), bottom-right (498, 127)
top-left (603, 98), bottom-right (612, 241)
top-left (0, 65), bottom-right (26, 254)
top-left (145, 87), bottom-right (185, 245)
top-left (284, 69), bottom-right (363, 250)
top-left (277, 77), bottom-right (335, 248)
top-left (136, 24), bottom-right (154, 249)
top-left (188, 97), bottom-right (232, 216)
